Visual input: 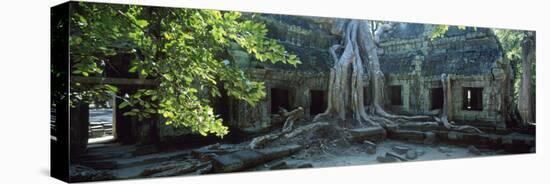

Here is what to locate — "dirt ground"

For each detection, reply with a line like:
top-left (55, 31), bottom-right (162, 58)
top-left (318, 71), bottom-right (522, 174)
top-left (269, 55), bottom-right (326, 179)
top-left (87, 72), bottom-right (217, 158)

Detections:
top-left (254, 139), bottom-right (501, 171)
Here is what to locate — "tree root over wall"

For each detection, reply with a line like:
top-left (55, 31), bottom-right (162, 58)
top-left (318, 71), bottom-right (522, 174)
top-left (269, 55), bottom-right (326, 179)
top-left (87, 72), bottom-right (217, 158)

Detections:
top-left (218, 20), bottom-right (492, 174)
top-left (307, 19), bottom-right (482, 135)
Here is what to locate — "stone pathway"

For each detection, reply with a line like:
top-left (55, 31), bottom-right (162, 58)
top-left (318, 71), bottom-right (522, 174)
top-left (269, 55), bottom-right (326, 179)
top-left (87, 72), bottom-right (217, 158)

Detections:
top-left (89, 108), bottom-right (113, 138)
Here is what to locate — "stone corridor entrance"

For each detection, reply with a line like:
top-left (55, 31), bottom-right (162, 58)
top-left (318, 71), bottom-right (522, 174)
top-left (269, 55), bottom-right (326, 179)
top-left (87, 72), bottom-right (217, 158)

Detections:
top-left (88, 101), bottom-right (115, 144)
top-left (271, 88), bottom-right (290, 114)
top-left (310, 90), bottom-right (326, 116)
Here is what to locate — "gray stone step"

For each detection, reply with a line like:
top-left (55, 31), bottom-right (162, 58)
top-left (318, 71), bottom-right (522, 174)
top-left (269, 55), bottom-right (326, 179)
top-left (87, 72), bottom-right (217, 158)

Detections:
top-left (80, 150), bottom-right (191, 170)
top-left (211, 144), bottom-right (302, 173)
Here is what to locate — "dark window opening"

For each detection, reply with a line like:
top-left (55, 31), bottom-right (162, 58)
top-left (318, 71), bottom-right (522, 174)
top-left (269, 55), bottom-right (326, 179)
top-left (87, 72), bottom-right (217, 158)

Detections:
top-left (389, 85), bottom-right (403, 106)
top-left (431, 88), bottom-right (444, 110)
top-left (310, 90), bottom-right (326, 116)
top-left (462, 87), bottom-right (483, 111)
top-left (214, 85), bottom-right (231, 123)
top-left (271, 88), bottom-right (290, 114)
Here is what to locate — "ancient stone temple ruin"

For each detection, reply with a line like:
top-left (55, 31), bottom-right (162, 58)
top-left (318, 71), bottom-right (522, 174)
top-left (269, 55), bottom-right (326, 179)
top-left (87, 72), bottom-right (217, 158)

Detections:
top-left (68, 15), bottom-right (514, 148)
top-left (223, 15), bottom-right (511, 134)
top-left (57, 4), bottom-right (535, 181)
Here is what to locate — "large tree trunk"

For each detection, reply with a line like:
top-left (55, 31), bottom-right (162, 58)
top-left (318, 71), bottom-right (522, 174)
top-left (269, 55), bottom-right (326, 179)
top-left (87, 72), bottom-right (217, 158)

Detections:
top-left (314, 20), bottom-right (429, 127)
top-left (314, 20), bottom-right (373, 125)
top-left (518, 33), bottom-right (536, 125)
top-left (312, 20), bottom-right (481, 135)
top-left (439, 74), bottom-right (453, 129)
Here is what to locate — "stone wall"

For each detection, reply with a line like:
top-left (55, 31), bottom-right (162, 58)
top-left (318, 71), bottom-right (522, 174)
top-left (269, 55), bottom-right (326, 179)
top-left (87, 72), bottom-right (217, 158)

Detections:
top-left (385, 73), bottom-right (507, 129)
top-left (228, 69), bottom-right (329, 132)
top-left (223, 18), bottom-right (510, 132)
top-left (378, 24), bottom-right (501, 76)
top-left (230, 71), bottom-right (509, 131)
top-left (376, 23), bottom-right (508, 130)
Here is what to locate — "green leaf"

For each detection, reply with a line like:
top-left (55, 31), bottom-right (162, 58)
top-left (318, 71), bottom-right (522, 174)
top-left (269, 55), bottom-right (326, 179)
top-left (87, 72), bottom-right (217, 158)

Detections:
top-left (78, 15), bottom-right (87, 25)
top-left (128, 66), bottom-right (138, 73)
top-left (136, 19), bottom-right (149, 28)
top-left (162, 111), bottom-right (174, 118)
top-left (162, 74), bottom-right (173, 81)
top-left (140, 69), bottom-right (148, 77)
top-left (119, 101), bottom-right (130, 109)
top-left (181, 33), bottom-right (194, 40)
top-left (163, 32), bottom-right (173, 40)
top-left (184, 76), bottom-right (193, 84)
top-left (104, 84), bottom-right (118, 92)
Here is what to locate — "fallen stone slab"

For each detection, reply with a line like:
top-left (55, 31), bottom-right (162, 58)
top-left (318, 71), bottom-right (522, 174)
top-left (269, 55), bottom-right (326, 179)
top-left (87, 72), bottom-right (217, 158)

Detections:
top-left (197, 153), bottom-right (217, 162)
top-left (295, 163), bottom-right (313, 168)
top-left (392, 145), bottom-right (410, 155)
top-left (387, 130), bottom-right (425, 143)
top-left (376, 152), bottom-right (408, 163)
top-left (468, 145), bottom-right (481, 155)
top-left (140, 161), bottom-right (179, 176)
top-left (386, 152), bottom-right (408, 161)
top-left (191, 148), bottom-right (239, 160)
top-left (405, 150), bottom-right (418, 160)
top-left (376, 155), bottom-right (397, 163)
top-left (447, 131), bottom-right (464, 141)
top-left (80, 150), bottom-right (190, 170)
top-left (363, 140), bottom-right (377, 154)
top-left (434, 131), bottom-right (534, 153)
top-left (398, 122), bottom-right (442, 132)
top-left (69, 164), bottom-right (113, 182)
top-left (212, 144), bottom-right (302, 173)
top-left (348, 126), bottom-right (387, 142)
top-left (423, 131), bottom-right (437, 144)
top-left (269, 161), bottom-right (290, 170)
top-left (416, 149), bottom-right (426, 157)
top-left (149, 162), bottom-right (199, 177)
top-left (192, 163), bottom-right (213, 175)
top-left (501, 133), bottom-right (536, 153)
top-left (141, 159), bottom-right (200, 177)
top-left (438, 146), bottom-right (452, 153)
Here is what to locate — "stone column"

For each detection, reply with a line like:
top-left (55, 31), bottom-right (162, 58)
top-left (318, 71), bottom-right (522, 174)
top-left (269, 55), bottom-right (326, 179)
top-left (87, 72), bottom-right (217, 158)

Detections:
top-left (114, 86), bottom-right (137, 144)
top-left (289, 81), bottom-right (309, 117)
top-left (446, 75), bottom-right (454, 121)
top-left (69, 102), bottom-right (89, 157)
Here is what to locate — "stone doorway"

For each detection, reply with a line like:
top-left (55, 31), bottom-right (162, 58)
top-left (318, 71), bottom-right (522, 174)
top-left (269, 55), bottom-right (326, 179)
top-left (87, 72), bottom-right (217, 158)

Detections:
top-left (389, 85), bottom-right (403, 106)
top-left (214, 84), bottom-right (232, 123)
top-left (88, 97), bottom-right (116, 144)
top-left (271, 88), bottom-right (290, 114)
top-left (431, 88), bottom-right (444, 110)
top-left (310, 90), bottom-right (326, 116)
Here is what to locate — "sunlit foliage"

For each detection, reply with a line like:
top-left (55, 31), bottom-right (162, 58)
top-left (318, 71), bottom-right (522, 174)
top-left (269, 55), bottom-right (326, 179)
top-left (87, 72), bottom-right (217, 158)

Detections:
top-left (69, 3), bottom-right (300, 137)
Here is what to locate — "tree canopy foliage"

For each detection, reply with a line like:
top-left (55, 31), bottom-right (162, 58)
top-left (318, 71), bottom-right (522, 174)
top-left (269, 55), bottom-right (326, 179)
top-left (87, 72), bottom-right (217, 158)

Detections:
top-left (494, 29), bottom-right (536, 102)
top-left (69, 3), bottom-right (300, 137)
top-left (430, 25), bottom-right (467, 40)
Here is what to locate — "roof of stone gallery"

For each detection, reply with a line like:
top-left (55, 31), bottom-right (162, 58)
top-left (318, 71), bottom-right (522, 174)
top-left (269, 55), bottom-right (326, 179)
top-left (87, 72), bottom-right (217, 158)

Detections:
top-left (248, 14), bottom-right (336, 72)
top-left (251, 15), bottom-right (503, 76)
top-left (378, 23), bottom-right (503, 76)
